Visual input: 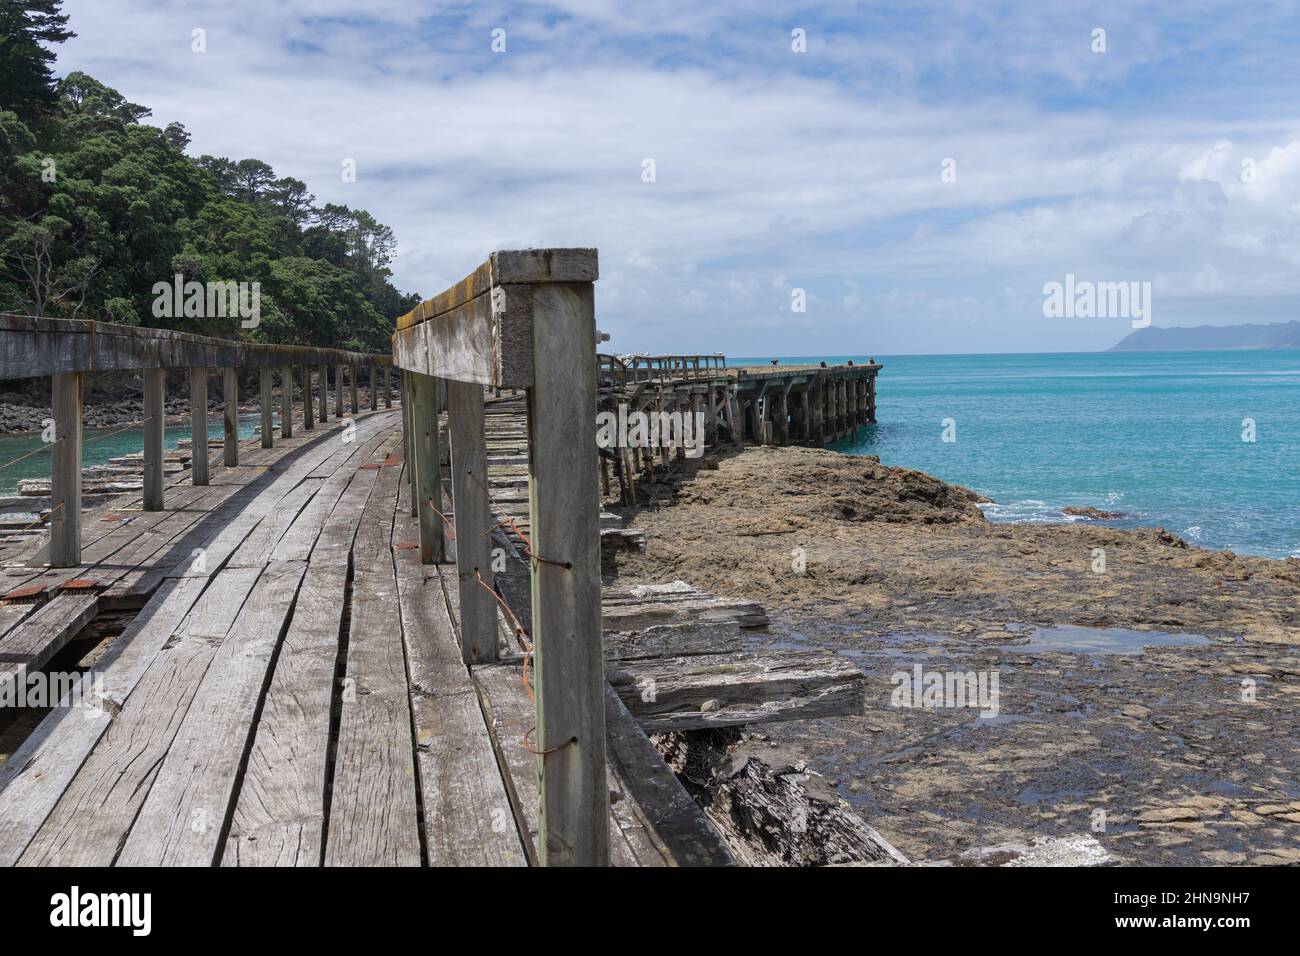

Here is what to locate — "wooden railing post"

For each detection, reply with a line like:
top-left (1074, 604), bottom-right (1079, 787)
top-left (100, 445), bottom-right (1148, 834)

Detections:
top-left (409, 371), bottom-right (446, 564)
top-left (369, 363), bottom-right (379, 410)
top-left (259, 366), bottom-right (273, 448)
top-left (318, 363), bottom-right (328, 423)
top-left (223, 368), bottom-right (239, 466)
top-left (334, 363), bottom-right (344, 418)
top-left (189, 366), bottom-right (209, 486)
top-left (349, 366), bottom-right (359, 414)
top-left (401, 372), bottom-right (417, 517)
top-left (49, 371), bottom-right (82, 567)
top-left (280, 365), bottom-right (294, 438)
top-left (302, 364), bottom-right (314, 430)
top-left (447, 379), bottom-right (494, 663)
top-left (528, 280), bottom-right (607, 867)
top-left (383, 365), bottom-right (392, 408)
top-left (142, 367), bottom-right (165, 511)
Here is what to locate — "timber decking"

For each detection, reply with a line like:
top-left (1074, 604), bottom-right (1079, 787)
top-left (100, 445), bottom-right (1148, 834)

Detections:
top-left (0, 402), bottom-right (737, 867)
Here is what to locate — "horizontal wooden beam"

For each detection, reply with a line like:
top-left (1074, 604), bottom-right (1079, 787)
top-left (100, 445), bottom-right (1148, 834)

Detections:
top-left (0, 314), bottom-right (389, 380)
top-left (391, 248), bottom-right (597, 388)
top-left (395, 249), bottom-right (598, 332)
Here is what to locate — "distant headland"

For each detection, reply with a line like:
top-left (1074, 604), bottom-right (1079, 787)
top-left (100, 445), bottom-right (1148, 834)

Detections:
top-left (1111, 320), bottom-right (1300, 351)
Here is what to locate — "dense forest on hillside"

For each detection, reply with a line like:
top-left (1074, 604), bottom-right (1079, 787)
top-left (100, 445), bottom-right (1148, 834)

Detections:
top-left (0, 0), bottom-right (418, 355)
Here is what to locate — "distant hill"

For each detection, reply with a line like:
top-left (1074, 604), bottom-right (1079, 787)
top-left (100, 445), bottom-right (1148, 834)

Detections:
top-left (1111, 321), bottom-right (1300, 351)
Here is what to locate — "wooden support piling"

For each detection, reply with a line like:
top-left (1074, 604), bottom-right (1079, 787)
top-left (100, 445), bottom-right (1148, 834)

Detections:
top-left (259, 366), bottom-right (273, 449)
top-left (528, 281), bottom-right (607, 867)
top-left (223, 368), bottom-right (239, 467)
top-left (318, 363), bottom-right (328, 423)
top-left (401, 371), bottom-right (418, 517)
top-left (280, 366), bottom-right (293, 438)
top-left (189, 367), bottom-right (209, 486)
top-left (302, 364), bottom-right (314, 430)
top-left (48, 371), bottom-right (82, 567)
top-left (409, 371), bottom-right (446, 564)
top-left (446, 380), bottom-right (494, 664)
top-left (142, 367), bottom-right (165, 511)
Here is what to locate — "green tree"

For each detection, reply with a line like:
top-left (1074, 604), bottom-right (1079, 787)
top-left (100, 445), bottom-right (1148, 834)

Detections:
top-left (0, 0), bottom-right (74, 122)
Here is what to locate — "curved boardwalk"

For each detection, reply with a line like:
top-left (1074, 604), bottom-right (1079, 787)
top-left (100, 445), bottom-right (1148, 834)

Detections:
top-left (0, 407), bottom-right (538, 866)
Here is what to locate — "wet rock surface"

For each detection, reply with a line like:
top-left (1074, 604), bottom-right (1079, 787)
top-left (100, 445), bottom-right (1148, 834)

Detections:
top-left (610, 444), bottom-right (1300, 865)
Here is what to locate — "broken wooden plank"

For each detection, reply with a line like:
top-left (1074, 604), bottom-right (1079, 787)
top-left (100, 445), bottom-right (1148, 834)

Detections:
top-left (601, 597), bottom-right (769, 631)
top-left (603, 684), bottom-right (735, 867)
top-left (18, 567), bottom-right (261, 865)
top-left (604, 621), bottom-right (743, 662)
top-left (0, 577), bottom-right (208, 866)
top-left (607, 650), bottom-right (864, 732)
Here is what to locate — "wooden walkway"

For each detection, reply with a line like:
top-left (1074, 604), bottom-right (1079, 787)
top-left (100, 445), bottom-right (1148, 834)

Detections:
top-left (0, 249), bottom-right (878, 867)
top-left (0, 402), bottom-right (741, 866)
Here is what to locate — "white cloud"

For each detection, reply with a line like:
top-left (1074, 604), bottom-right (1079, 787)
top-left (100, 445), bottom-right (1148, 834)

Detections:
top-left (54, 0), bottom-right (1300, 354)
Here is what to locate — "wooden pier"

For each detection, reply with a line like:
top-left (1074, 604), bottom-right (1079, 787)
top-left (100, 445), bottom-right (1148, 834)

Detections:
top-left (0, 248), bottom-right (881, 867)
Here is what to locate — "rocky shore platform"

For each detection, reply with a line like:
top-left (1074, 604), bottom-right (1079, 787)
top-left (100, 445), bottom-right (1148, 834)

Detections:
top-left (606, 445), bottom-right (1300, 865)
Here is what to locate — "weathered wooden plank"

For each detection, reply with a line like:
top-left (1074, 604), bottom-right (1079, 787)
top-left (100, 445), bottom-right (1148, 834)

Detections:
top-left (601, 597), bottom-right (769, 630)
top-left (225, 479), bottom-right (321, 568)
top-left (116, 560), bottom-right (306, 866)
top-left (392, 538), bottom-right (527, 865)
top-left (393, 249), bottom-right (597, 332)
top-left (394, 292), bottom-right (495, 386)
top-left (527, 281), bottom-right (606, 866)
top-left (223, 452), bottom-right (385, 866)
top-left (324, 461), bottom-right (420, 866)
top-left (0, 313), bottom-right (388, 380)
top-left (657, 730), bottom-right (908, 866)
top-left (602, 684), bottom-right (735, 866)
top-left (18, 567), bottom-right (260, 865)
top-left (607, 650), bottom-right (865, 732)
top-left (220, 564), bottom-right (344, 867)
top-left (0, 592), bottom-right (98, 687)
top-left (604, 621), bottom-right (743, 661)
top-left (0, 577), bottom-right (209, 865)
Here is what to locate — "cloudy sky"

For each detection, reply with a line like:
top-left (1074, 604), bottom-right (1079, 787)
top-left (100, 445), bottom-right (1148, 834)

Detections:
top-left (55, 0), bottom-right (1300, 355)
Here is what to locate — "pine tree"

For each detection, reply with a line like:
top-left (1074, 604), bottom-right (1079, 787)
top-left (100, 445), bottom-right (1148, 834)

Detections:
top-left (0, 0), bottom-right (75, 121)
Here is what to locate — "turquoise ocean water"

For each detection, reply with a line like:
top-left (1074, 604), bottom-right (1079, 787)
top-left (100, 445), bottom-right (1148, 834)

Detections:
top-left (735, 351), bottom-right (1300, 559)
top-left (0, 417), bottom-right (258, 507)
